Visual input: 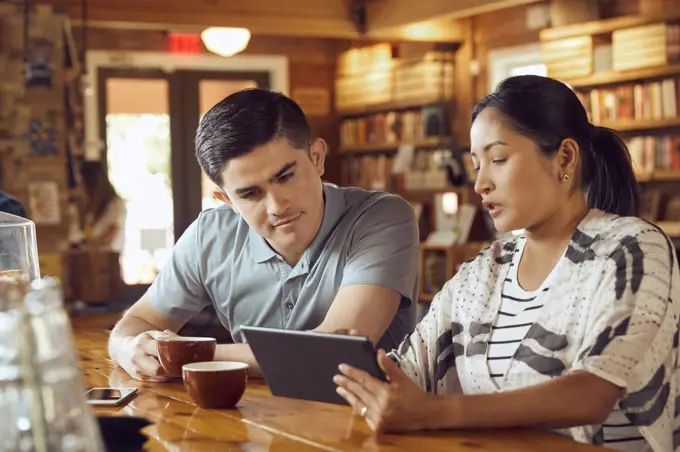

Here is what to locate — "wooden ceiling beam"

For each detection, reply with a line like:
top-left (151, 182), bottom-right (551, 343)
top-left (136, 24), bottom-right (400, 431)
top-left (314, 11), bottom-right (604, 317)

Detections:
top-left (365, 0), bottom-right (542, 32)
top-left (366, 20), bottom-right (466, 43)
top-left (42, 0), bottom-right (467, 42)
top-left (41, 0), bottom-right (361, 39)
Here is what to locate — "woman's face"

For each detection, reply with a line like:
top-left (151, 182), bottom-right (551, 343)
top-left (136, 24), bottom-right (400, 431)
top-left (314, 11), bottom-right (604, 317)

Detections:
top-left (470, 108), bottom-right (566, 233)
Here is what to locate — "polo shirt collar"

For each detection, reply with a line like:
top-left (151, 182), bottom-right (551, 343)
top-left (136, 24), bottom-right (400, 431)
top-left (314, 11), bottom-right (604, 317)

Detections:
top-left (304, 183), bottom-right (345, 267)
top-left (248, 227), bottom-right (278, 264)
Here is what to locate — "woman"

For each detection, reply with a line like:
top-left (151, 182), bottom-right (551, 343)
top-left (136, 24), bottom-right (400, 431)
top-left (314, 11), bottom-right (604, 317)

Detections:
top-left (80, 161), bottom-right (126, 252)
top-left (334, 75), bottom-right (679, 452)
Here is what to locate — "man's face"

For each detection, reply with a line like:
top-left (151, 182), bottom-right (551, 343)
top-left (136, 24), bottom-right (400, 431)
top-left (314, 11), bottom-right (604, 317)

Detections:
top-left (219, 138), bottom-right (327, 262)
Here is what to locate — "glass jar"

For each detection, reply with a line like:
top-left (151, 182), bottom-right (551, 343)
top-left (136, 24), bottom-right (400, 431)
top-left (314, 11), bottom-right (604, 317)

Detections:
top-left (0, 213), bottom-right (40, 282)
top-left (0, 277), bottom-right (104, 451)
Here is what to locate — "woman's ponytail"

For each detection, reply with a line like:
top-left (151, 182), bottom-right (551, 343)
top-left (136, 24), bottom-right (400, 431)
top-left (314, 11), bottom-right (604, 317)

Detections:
top-left (472, 76), bottom-right (641, 218)
top-left (582, 126), bottom-right (640, 217)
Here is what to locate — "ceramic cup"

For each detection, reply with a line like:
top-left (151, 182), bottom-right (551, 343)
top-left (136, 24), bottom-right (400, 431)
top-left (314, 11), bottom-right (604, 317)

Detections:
top-left (157, 336), bottom-right (216, 378)
top-left (182, 362), bottom-right (249, 409)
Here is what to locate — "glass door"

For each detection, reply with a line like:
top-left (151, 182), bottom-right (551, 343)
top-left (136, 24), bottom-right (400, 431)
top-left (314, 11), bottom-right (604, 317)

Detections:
top-left (198, 79), bottom-right (259, 210)
top-left (98, 69), bottom-right (176, 301)
top-left (171, 71), bottom-right (270, 339)
top-left (175, 70), bottom-right (271, 219)
top-left (98, 68), bottom-right (270, 304)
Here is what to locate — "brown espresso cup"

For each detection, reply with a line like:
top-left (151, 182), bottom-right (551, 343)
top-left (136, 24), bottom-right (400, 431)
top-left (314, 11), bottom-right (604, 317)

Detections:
top-left (157, 336), bottom-right (217, 378)
top-left (182, 362), bottom-right (249, 409)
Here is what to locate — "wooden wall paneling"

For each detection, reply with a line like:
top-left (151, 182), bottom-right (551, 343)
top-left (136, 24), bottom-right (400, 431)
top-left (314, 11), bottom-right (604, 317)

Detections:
top-left (289, 61), bottom-right (342, 185)
top-left (76, 27), bottom-right (168, 52)
top-left (599, 0), bottom-right (640, 18)
top-left (43, 0), bottom-right (359, 39)
top-left (549, 0), bottom-right (599, 27)
top-left (469, 0), bottom-right (640, 101)
top-left (471, 3), bottom-right (542, 100)
top-left (638, 0), bottom-right (680, 16)
top-left (73, 27), bottom-right (344, 65)
top-left (453, 19), bottom-right (475, 148)
top-left (73, 26), bottom-right (344, 185)
top-left (47, 0), bottom-right (467, 42)
top-left (365, 0), bottom-right (541, 31)
top-left (366, 17), bottom-right (466, 43)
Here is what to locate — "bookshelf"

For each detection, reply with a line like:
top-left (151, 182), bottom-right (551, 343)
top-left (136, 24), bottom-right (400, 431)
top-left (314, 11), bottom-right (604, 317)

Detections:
top-left (340, 137), bottom-right (449, 154)
top-left (567, 64), bottom-right (680, 89)
top-left (657, 221), bottom-right (680, 237)
top-left (636, 169), bottom-right (680, 182)
top-left (335, 43), bottom-right (494, 301)
top-left (541, 11), bottom-right (680, 237)
top-left (336, 99), bottom-right (449, 117)
top-left (336, 43), bottom-right (464, 198)
top-left (419, 242), bottom-right (487, 303)
top-left (0, 4), bottom-right (83, 283)
top-left (597, 117), bottom-right (680, 133)
top-left (339, 107), bottom-right (452, 152)
top-left (539, 10), bottom-right (680, 42)
top-left (397, 186), bottom-right (479, 205)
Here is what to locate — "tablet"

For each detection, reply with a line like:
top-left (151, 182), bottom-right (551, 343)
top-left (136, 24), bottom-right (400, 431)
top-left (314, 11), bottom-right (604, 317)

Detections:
top-left (241, 326), bottom-right (386, 405)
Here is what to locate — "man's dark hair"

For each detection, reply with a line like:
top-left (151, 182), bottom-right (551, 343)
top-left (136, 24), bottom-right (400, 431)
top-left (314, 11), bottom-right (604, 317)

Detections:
top-left (0, 191), bottom-right (26, 218)
top-left (195, 88), bottom-right (311, 187)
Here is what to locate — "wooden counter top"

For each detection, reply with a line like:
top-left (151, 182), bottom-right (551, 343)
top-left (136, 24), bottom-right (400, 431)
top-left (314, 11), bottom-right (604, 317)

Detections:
top-left (73, 314), bottom-right (604, 451)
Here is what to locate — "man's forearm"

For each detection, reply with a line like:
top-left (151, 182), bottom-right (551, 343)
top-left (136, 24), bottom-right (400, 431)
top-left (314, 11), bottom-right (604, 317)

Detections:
top-left (108, 314), bottom-right (159, 366)
top-left (215, 344), bottom-right (263, 378)
top-left (426, 371), bottom-right (620, 430)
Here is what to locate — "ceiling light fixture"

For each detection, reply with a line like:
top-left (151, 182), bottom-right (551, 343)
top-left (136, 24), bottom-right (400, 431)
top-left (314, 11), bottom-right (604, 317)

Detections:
top-left (201, 27), bottom-right (251, 57)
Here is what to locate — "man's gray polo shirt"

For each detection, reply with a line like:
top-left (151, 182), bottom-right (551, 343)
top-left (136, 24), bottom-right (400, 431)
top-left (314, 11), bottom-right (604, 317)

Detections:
top-left (146, 183), bottom-right (419, 350)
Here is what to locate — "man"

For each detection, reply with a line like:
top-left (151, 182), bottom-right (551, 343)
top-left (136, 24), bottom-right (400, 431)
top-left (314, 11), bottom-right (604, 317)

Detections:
top-left (108, 88), bottom-right (420, 381)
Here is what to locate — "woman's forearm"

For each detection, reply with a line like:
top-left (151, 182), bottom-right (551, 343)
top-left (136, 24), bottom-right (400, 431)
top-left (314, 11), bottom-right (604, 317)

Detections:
top-left (214, 343), bottom-right (263, 378)
top-left (425, 371), bottom-right (622, 430)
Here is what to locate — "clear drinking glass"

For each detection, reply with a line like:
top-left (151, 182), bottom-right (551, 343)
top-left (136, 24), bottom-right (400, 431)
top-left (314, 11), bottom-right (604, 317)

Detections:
top-left (0, 277), bottom-right (104, 451)
top-left (0, 212), bottom-right (40, 282)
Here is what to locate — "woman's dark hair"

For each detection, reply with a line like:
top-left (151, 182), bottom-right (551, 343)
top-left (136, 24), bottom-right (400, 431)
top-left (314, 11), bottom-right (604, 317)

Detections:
top-left (80, 161), bottom-right (120, 222)
top-left (472, 75), bottom-right (640, 217)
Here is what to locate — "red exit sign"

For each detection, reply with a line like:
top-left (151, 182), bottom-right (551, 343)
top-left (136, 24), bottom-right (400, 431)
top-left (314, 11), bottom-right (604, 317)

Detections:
top-left (167, 33), bottom-right (202, 54)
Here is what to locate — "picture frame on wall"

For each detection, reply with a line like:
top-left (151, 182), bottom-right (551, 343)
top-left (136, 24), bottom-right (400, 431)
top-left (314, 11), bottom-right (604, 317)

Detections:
top-left (25, 37), bottom-right (54, 88)
top-left (27, 179), bottom-right (61, 225)
top-left (29, 110), bottom-right (60, 157)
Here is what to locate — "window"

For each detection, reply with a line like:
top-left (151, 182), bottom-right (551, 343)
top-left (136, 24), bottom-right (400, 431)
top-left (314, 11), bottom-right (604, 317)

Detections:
top-left (488, 42), bottom-right (546, 93)
top-left (487, 43), bottom-right (547, 240)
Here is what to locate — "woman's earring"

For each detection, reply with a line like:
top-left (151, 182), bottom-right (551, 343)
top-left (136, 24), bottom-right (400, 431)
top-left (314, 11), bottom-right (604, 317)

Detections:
top-left (561, 173), bottom-right (571, 182)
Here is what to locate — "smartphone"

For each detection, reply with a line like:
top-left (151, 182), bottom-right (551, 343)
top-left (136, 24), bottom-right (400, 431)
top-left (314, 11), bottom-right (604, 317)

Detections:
top-left (85, 387), bottom-right (138, 407)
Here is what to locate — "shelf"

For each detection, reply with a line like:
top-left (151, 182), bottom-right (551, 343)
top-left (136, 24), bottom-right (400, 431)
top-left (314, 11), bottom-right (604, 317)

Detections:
top-left (657, 221), bottom-right (680, 237)
top-left (567, 64), bottom-right (680, 88)
top-left (339, 137), bottom-right (450, 154)
top-left (396, 186), bottom-right (478, 204)
top-left (336, 98), bottom-right (454, 117)
top-left (420, 243), bottom-right (454, 251)
top-left (540, 10), bottom-right (680, 41)
top-left (597, 117), bottom-right (680, 132)
top-left (636, 170), bottom-right (680, 182)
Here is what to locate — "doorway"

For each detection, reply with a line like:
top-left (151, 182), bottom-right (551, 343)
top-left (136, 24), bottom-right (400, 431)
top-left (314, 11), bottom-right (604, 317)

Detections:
top-left (97, 68), bottom-right (270, 301)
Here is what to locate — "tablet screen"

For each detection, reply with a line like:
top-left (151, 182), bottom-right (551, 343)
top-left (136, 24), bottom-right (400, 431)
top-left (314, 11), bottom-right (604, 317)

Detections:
top-left (242, 326), bottom-right (385, 405)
